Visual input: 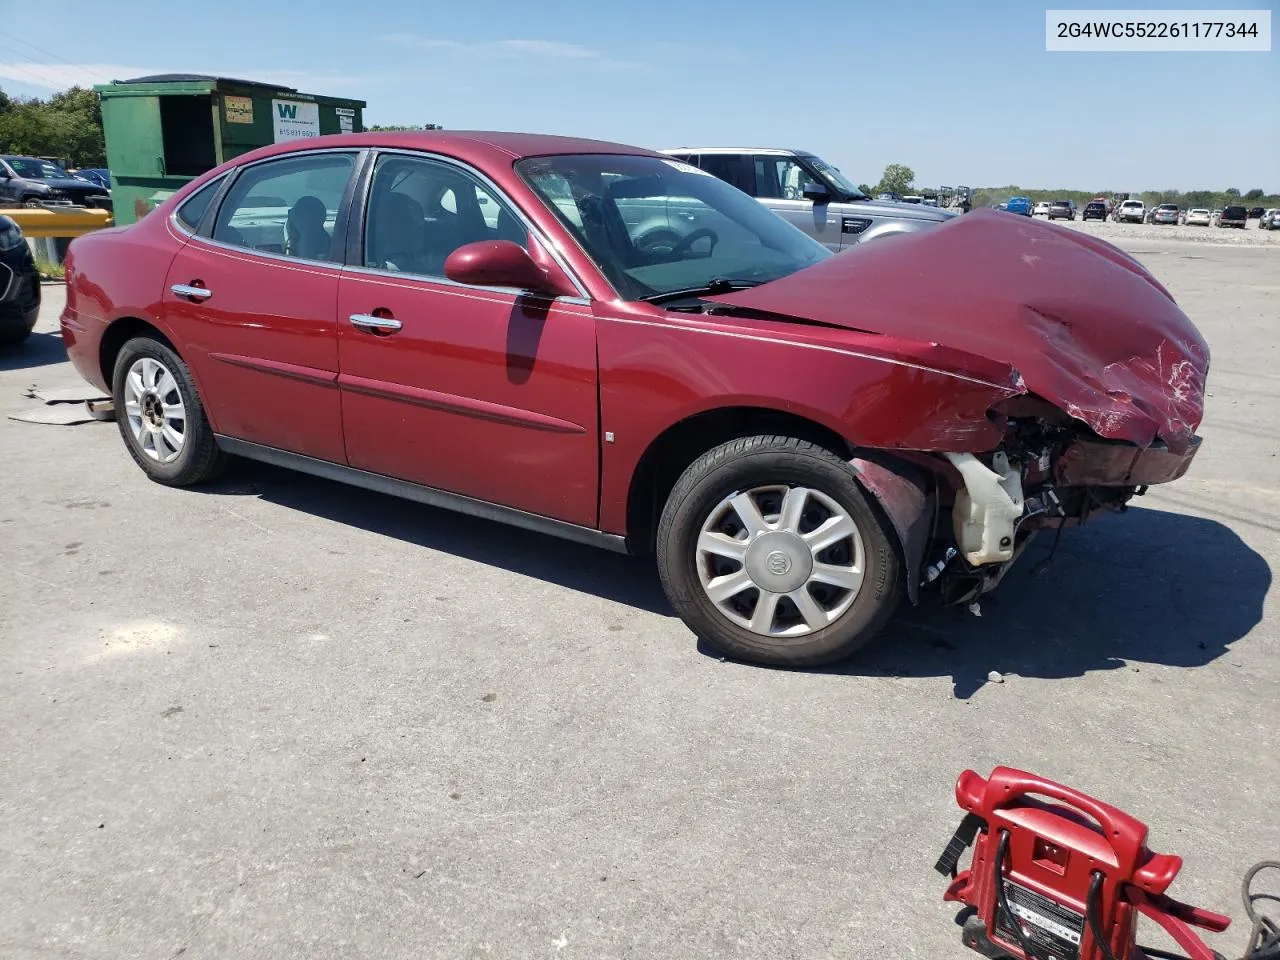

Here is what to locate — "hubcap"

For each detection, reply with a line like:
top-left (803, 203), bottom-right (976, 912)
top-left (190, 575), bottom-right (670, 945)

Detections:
top-left (696, 485), bottom-right (865, 640)
top-left (123, 357), bottom-right (186, 463)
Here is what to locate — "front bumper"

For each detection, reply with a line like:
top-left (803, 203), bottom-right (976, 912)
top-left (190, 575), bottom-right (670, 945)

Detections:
top-left (0, 258), bottom-right (41, 329)
top-left (1055, 435), bottom-right (1201, 487)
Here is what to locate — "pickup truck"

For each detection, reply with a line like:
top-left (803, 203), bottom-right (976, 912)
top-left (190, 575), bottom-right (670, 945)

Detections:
top-left (1218, 206), bottom-right (1248, 229)
top-left (1117, 200), bottom-right (1146, 223)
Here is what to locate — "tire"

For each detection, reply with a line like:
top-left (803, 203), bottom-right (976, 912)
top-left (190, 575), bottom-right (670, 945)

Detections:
top-left (112, 335), bottom-right (227, 486)
top-left (0, 318), bottom-right (33, 346)
top-left (656, 435), bottom-right (901, 667)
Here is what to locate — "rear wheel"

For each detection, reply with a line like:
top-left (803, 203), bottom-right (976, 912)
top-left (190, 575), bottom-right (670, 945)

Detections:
top-left (112, 336), bottom-right (226, 486)
top-left (656, 436), bottom-right (901, 667)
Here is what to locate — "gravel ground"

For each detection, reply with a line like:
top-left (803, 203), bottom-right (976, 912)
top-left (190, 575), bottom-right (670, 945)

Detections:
top-left (1, 238), bottom-right (1277, 960)
top-left (1052, 214), bottom-right (1280, 246)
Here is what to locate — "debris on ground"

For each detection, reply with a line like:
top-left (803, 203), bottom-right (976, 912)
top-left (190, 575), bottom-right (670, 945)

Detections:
top-left (9, 383), bottom-right (112, 426)
top-left (987, 670), bottom-right (1005, 684)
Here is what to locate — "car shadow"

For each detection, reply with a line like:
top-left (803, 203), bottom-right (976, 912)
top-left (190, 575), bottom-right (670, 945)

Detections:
top-left (205, 459), bottom-right (670, 615)
top-left (0, 331), bottom-right (67, 372)
top-left (205, 462), bottom-right (1269, 694)
top-left (793, 505), bottom-right (1271, 697)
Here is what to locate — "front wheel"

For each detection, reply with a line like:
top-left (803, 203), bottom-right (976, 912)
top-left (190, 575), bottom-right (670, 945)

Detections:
top-left (656, 436), bottom-right (901, 667)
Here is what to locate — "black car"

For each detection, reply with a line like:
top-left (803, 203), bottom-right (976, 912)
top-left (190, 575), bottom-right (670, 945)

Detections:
top-left (0, 215), bottom-right (41, 346)
top-left (1219, 205), bottom-right (1249, 229)
top-left (1082, 201), bottom-right (1107, 221)
top-left (0, 155), bottom-right (113, 212)
top-left (1047, 199), bottom-right (1076, 220)
top-left (1247, 206), bottom-right (1265, 219)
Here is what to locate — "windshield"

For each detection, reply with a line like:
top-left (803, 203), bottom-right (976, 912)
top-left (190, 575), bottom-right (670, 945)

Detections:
top-left (517, 154), bottom-right (830, 302)
top-left (803, 155), bottom-right (868, 200)
top-left (7, 157), bottom-right (72, 180)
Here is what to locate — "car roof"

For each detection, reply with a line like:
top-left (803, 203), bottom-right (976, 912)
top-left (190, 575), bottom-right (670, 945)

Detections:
top-left (659, 147), bottom-right (808, 157)
top-left (228, 131), bottom-right (660, 169)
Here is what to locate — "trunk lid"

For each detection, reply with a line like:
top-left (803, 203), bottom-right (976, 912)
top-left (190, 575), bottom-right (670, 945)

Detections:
top-left (710, 210), bottom-right (1207, 452)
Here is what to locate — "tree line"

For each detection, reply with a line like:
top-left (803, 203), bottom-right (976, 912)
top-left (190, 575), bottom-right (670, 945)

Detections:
top-left (0, 85), bottom-right (106, 168)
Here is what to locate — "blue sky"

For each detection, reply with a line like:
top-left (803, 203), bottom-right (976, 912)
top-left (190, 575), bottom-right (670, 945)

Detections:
top-left (1, 0), bottom-right (1276, 191)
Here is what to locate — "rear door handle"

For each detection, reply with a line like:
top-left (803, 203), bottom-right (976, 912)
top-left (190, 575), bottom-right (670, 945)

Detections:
top-left (171, 283), bottom-right (212, 301)
top-left (349, 313), bottom-right (402, 333)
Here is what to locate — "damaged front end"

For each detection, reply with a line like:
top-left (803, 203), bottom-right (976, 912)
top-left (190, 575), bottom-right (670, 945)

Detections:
top-left (919, 397), bottom-right (1202, 606)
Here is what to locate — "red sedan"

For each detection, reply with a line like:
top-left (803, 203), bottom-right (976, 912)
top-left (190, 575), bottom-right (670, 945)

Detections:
top-left (61, 132), bottom-right (1208, 666)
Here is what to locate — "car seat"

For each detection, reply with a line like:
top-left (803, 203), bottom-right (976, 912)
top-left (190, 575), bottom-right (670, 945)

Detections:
top-left (286, 195), bottom-right (332, 260)
top-left (368, 193), bottom-right (431, 274)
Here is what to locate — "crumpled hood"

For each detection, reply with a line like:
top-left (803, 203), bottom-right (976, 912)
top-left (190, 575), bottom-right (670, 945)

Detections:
top-left (711, 210), bottom-right (1208, 452)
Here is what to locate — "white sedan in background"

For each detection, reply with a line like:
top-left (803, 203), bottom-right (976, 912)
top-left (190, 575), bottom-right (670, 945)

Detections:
top-left (1033, 201), bottom-right (1052, 217)
top-left (1185, 208), bottom-right (1211, 226)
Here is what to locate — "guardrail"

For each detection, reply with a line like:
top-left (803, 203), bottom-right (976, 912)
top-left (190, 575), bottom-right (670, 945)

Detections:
top-left (6, 207), bottom-right (113, 238)
top-left (5, 207), bottom-right (114, 268)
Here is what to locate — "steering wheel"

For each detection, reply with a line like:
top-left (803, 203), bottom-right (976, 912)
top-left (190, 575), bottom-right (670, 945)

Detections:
top-left (669, 226), bottom-right (720, 258)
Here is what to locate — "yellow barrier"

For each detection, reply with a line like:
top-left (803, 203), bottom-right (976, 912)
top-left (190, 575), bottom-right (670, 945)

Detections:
top-left (5, 207), bottom-right (114, 238)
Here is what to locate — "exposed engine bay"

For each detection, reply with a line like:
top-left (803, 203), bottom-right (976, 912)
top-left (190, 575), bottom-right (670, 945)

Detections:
top-left (858, 398), bottom-right (1203, 610)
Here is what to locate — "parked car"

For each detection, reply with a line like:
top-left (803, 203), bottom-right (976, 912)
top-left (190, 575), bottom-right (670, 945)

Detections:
top-left (73, 168), bottom-right (113, 191)
top-left (1082, 201), bottom-right (1107, 221)
top-left (1218, 205), bottom-right (1248, 228)
top-left (1185, 208), bottom-right (1212, 226)
top-left (1247, 206), bottom-right (1265, 220)
top-left (660, 148), bottom-right (954, 250)
top-left (1032, 201), bottom-right (1052, 217)
top-left (0, 155), bottom-right (114, 211)
top-left (0, 214), bottom-right (41, 346)
top-left (1004, 196), bottom-right (1033, 216)
top-left (1047, 200), bottom-right (1076, 221)
top-left (1117, 199), bottom-right (1146, 223)
top-left (1257, 209), bottom-right (1280, 230)
top-left (1152, 204), bottom-right (1180, 225)
top-left (60, 132), bottom-right (1209, 667)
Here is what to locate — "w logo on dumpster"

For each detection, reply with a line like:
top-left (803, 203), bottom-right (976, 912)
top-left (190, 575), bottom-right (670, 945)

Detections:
top-left (271, 99), bottom-right (320, 142)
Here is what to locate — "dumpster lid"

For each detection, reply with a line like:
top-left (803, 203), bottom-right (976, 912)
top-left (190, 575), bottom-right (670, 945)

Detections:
top-left (119, 74), bottom-right (298, 92)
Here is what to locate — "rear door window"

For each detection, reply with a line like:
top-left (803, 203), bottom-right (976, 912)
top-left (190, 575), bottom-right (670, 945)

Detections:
top-left (212, 152), bottom-right (356, 262)
top-left (697, 154), bottom-right (754, 194)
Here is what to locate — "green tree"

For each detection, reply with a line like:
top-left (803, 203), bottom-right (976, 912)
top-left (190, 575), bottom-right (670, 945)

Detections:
top-left (0, 84), bottom-right (106, 167)
top-left (368, 123), bottom-right (443, 131)
top-left (857, 183), bottom-right (873, 195)
top-left (1224, 187), bottom-right (1240, 197)
top-left (875, 163), bottom-right (915, 196)
top-left (1244, 188), bottom-right (1264, 201)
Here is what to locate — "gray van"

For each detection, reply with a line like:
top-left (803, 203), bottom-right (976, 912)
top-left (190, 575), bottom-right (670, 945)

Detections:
top-left (660, 147), bottom-right (955, 251)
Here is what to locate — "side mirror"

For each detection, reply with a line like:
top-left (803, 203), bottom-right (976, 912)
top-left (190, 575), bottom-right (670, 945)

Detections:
top-left (445, 240), bottom-right (561, 295)
top-left (802, 183), bottom-right (830, 203)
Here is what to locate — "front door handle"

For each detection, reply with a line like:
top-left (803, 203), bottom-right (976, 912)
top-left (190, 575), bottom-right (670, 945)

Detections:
top-left (171, 283), bottom-right (212, 301)
top-left (349, 313), bottom-right (402, 334)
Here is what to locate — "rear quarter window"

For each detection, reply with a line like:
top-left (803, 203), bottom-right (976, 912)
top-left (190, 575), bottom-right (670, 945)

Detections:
top-left (175, 175), bottom-right (225, 232)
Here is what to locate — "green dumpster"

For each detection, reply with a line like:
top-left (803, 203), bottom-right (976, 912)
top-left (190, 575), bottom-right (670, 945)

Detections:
top-left (94, 74), bottom-right (365, 225)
